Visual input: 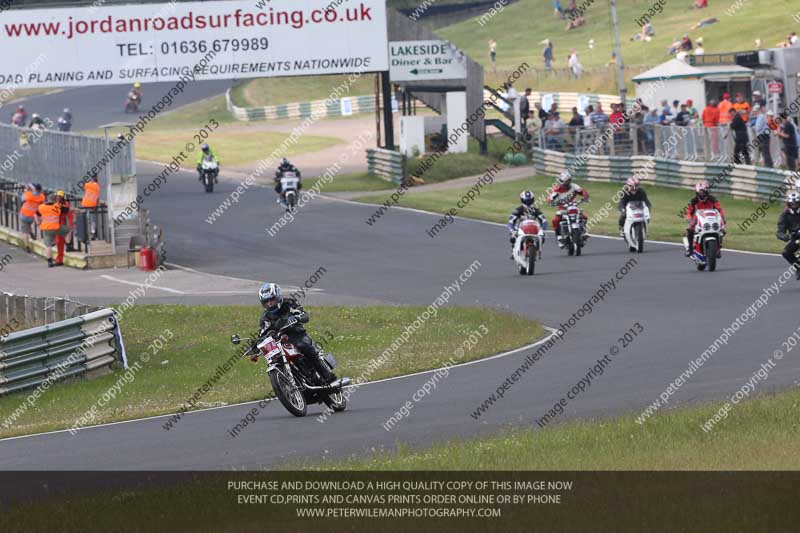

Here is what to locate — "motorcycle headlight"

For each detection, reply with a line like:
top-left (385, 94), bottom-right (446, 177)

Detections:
top-left (703, 223), bottom-right (711, 230)
top-left (712, 222), bottom-right (719, 231)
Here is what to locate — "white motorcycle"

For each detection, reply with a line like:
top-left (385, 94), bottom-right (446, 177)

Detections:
top-left (684, 208), bottom-right (724, 272)
top-left (279, 171), bottom-right (300, 212)
top-left (512, 218), bottom-right (544, 276)
top-left (200, 158), bottom-right (219, 193)
top-left (623, 201), bottom-right (650, 253)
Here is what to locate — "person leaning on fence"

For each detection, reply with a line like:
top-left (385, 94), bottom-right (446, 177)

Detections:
top-left (19, 183), bottom-right (44, 254)
top-left (81, 173), bottom-right (100, 240)
top-left (718, 93), bottom-right (733, 125)
top-left (730, 109), bottom-right (752, 165)
top-left (776, 114), bottom-right (799, 171)
top-left (37, 193), bottom-right (62, 268)
top-left (754, 106), bottom-right (773, 168)
top-left (55, 191), bottom-right (74, 264)
top-left (732, 93), bottom-right (751, 122)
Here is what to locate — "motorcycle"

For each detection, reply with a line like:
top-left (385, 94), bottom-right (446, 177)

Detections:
top-left (623, 201), bottom-right (650, 253)
top-left (124, 92), bottom-right (141, 113)
top-left (200, 157), bottom-right (219, 193)
top-left (57, 117), bottom-right (72, 132)
top-left (554, 200), bottom-right (588, 256)
top-left (684, 208), bottom-right (724, 272)
top-left (512, 218), bottom-right (544, 276)
top-left (232, 322), bottom-right (350, 418)
top-left (279, 171), bottom-right (300, 212)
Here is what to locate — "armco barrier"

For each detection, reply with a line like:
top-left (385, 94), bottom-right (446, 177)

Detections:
top-left (532, 147), bottom-right (798, 201)
top-left (367, 148), bottom-right (407, 184)
top-left (226, 89), bottom-right (383, 121)
top-left (0, 295), bottom-right (127, 397)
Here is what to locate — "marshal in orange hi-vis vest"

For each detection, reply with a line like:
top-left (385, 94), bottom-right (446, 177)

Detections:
top-left (20, 191), bottom-right (45, 218)
top-left (82, 181), bottom-right (99, 208)
top-left (38, 203), bottom-right (61, 230)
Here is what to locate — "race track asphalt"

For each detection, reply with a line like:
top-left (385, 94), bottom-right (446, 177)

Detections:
top-left (5, 80), bottom-right (233, 131)
top-left (1, 162), bottom-right (799, 469)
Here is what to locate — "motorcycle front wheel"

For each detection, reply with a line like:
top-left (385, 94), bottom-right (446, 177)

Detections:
top-left (525, 245), bottom-right (536, 275)
top-left (269, 369), bottom-right (307, 417)
top-left (635, 223), bottom-right (645, 253)
top-left (572, 228), bottom-right (583, 256)
top-left (705, 240), bottom-right (718, 272)
top-left (323, 390), bottom-right (347, 412)
top-left (204, 174), bottom-right (214, 193)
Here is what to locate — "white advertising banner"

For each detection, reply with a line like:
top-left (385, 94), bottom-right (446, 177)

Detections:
top-left (389, 40), bottom-right (467, 82)
top-left (0, 0), bottom-right (389, 89)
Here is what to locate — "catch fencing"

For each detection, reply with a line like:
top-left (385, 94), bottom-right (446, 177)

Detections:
top-left (367, 148), bottom-right (407, 184)
top-left (534, 123), bottom-right (785, 167)
top-left (532, 147), bottom-right (797, 202)
top-left (0, 123), bottom-right (134, 194)
top-left (0, 294), bottom-right (126, 397)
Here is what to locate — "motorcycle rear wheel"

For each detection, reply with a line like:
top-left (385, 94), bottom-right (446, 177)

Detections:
top-left (269, 369), bottom-right (307, 417)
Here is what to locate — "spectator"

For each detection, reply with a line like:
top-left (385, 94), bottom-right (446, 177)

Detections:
top-left (565, 14), bottom-right (586, 31)
top-left (668, 37), bottom-right (683, 55)
top-left (520, 88), bottom-right (532, 130)
top-left (535, 102), bottom-right (548, 122)
top-left (549, 102), bottom-right (558, 118)
top-left (671, 99), bottom-right (681, 119)
top-left (609, 103), bottom-right (626, 144)
top-left (590, 103), bottom-right (609, 128)
top-left (19, 183), bottom-right (44, 254)
top-left (686, 99), bottom-right (699, 121)
top-left (777, 115), bottom-right (798, 170)
top-left (718, 93), bottom-right (733, 125)
top-left (568, 49), bottom-right (583, 78)
top-left (553, 0), bottom-right (563, 17)
top-left (81, 173), bottom-right (100, 240)
top-left (680, 35), bottom-right (693, 51)
top-left (544, 111), bottom-right (565, 150)
top-left (568, 107), bottom-right (583, 127)
top-left (644, 107), bottom-right (659, 152)
top-left (703, 99), bottom-right (721, 153)
top-left (543, 40), bottom-right (554, 70)
top-left (583, 105), bottom-right (593, 127)
top-left (791, 32), bottom-right (799, 46)
top-left (694, 37), bottom-right (705, 55)
top-left (767, 109), bottom-right (779, 132)
top-left (730, 109), bottom-right (751, 165)
top-left (37, 193), bottom-right (61, 268)
top-left (675, 104), bottom-right (691, 126)
top-left (488, 39), bottom-right (497, 72)
top-left (732, 92), bottom-right (751, 122)
top-left (754, 106), bottom-right (773, 168)
top-left (632, 22), bottom-right (655, 42)
top-left (54, 190), bottom-right (73, 265)
top-left (691, 0), bottom-right (708, 8)
top-left (527, 111), bottom-right (543, 143)
top-left (752, 90), bottom-right (766, 109)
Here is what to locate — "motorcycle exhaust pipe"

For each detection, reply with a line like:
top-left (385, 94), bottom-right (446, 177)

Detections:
top-left (305, 377), bottom-right (351, 393)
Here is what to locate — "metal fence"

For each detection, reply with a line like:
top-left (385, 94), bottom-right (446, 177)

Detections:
top-left (0, 294), bottom-right (126, 397)
top-left (533, 123), bottom-right (788, 168)
top-left (0, 123), bottom-right (134, 194)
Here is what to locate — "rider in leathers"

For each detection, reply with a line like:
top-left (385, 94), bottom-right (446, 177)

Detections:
top-left (684, 181), bottom-right (726, 257)
top-left (776, 191), bottom-right (800, 280)
top-left (618, 177), bottom-right (652, 236)
top-left (507, 190), bottom-right (547, 256)
top-left (548, 170), bottom-right (589, 246)
top-left (274, 158), bottom-right (302, 197)
top-left (254, 283), bottom-right (335, 383)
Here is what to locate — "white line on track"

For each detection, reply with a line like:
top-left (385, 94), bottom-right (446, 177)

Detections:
top-left (166, 262), bottom-right (324, 293)
top-left (99, 275), bottom-right (185, 294)
top-left (0, 328), bottom-right (559, 443)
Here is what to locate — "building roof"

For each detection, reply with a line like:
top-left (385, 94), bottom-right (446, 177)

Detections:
top-left (633, 59), bottom-right (753, 83)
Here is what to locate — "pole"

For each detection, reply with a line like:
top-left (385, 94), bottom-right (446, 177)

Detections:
top-left (610, 0), bottom-right (627, 103)
top-left (381, 71), bottom-right (394, 149)
top-left (103, 126), bottom-right (115, 254)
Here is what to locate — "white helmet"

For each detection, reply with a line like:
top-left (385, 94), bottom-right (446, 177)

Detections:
top-left (558, 170), bottom-right (572, 186)
top-left (787, 191), bottom-right (800, 215)
top-left (258, 283), bottom-right (283, 314)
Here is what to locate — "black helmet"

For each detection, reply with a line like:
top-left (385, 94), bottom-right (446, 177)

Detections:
top-left (519, 190), bottom-right (535, 207)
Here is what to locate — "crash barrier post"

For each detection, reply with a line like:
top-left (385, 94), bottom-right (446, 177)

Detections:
top-left (366, 148), bottom-right (407, 185)
top-left (531, 147), bottom-right (797, 201)
top-left (0, 294), bottom-right (127, 397)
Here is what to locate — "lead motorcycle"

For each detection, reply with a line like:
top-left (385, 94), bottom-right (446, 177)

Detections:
top-left (512, 218), bottom-right (544, 276)
top-left (684, 208), bottom-right (724, 272)
top-left (232, 321), bottom-right (350, 417)
top-left (623, 201), bottom-right (650, 253)
top-left (553, 199), bottom-right (588, 256)
top-left (278, 171), bottom-right (300, 212)
top-left (200, 157), bottom-right (219, 193)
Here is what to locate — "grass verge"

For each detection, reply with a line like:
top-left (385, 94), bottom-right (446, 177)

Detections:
top-left (307, 172), bottom-right (396, 193)
top-left (355, 174), bottom-right (786, 254)
top-left (0, 305), bottom-right (543, 439)
top-left (313, 387), bottom-right (800, 470)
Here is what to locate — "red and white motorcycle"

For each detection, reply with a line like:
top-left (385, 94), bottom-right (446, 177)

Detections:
top-left (232, 322), bottom-right (350, 417)
top-left (685, 208), bottom-right (724, 272)
top-left (512, 218), bottom-right (544, 275)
